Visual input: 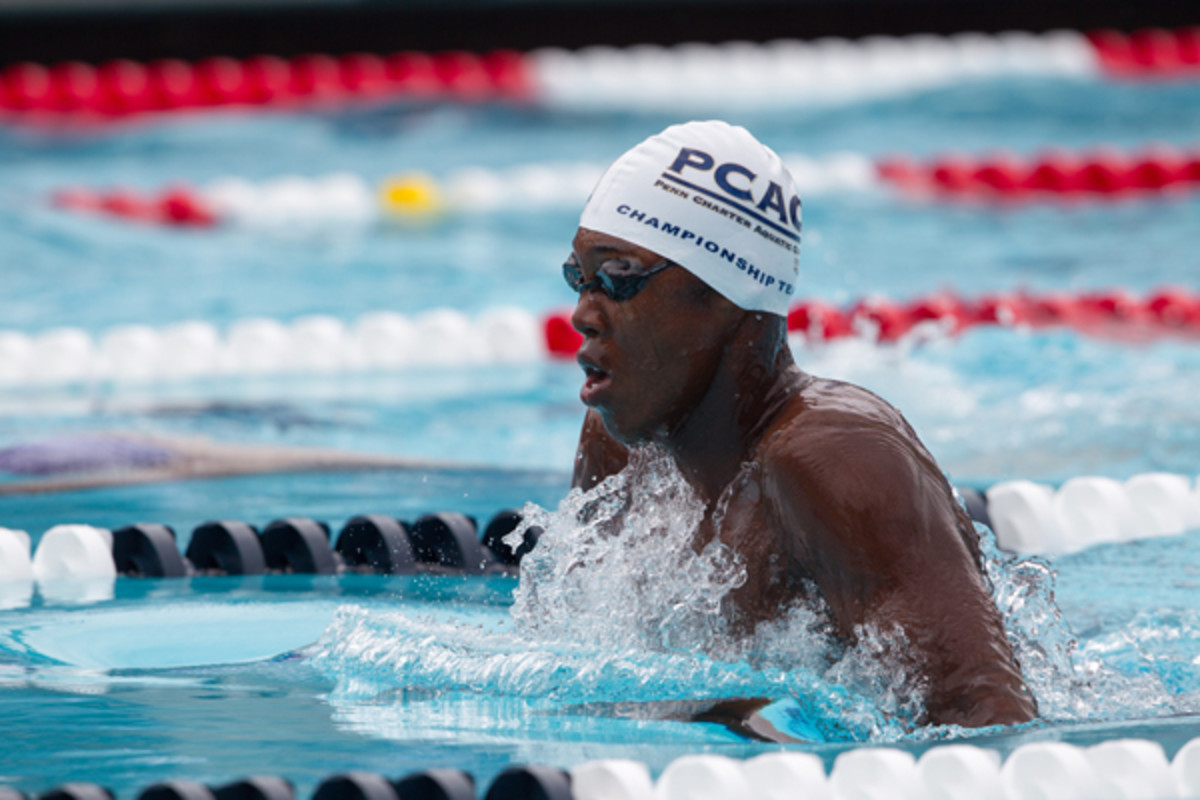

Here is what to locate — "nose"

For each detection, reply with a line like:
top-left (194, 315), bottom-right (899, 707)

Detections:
top-left (571, 289), bottom-right (609, 339)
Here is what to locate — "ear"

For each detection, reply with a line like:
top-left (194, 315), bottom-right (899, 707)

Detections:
top-left (727, 307), bottom-right (790, 365)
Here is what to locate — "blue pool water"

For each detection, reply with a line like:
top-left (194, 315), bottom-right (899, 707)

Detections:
top-left (2, 70), bottom-right (1200, 796)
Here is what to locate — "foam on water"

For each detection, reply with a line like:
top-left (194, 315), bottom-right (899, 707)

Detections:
top-left (310, 440), bottom-right (1200, 747)
top-left (506, 447), bottom-right (742, 653)
top-left (313, 449), bottom-right (959, 742)
top-left (313, 448), bottom-right (1200, 747)
top-left (968, 520), bottom-right (1200, 730)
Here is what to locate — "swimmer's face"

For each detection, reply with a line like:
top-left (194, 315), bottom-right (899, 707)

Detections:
top-left (569, 227), bottom-right (741, 445)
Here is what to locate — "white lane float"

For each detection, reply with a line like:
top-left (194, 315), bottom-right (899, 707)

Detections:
top-left (0, 528), bottom-right (35, 610)
top-left (31, 524), bottom-right (117, 582)
top-left (1001, 742), bottom-right (1104, 800)
top-left (829, 748), bottom-right (923, 800)
top-left (1173, 737), bottom-right (1200, 798)
top-left (916, 745), bottom-right (1004, 800)
top-left (627, 740), bottom-right (1200, 800)
top-left (1087, 739), bottom-right (1177, 799)
top-left (986, 474), bottom-right (1200, 555)
top-left (569, 759), bottom-right (654, 800)
top-left (743, 752), bottom-right (831, 800)
top-left (654, 755), bottom-right (755, 800)
top-left (29, 524), bottom-right (117, 605)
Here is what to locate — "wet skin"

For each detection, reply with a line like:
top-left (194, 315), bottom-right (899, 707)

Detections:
top-left (568, 227), bottom-right (1036, 728)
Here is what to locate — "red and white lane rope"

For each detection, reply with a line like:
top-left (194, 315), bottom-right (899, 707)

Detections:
top-left (0, 50), bottom-right (531, 119)
top-left (546, 286), bottom-right (1200, 354)
top-left (2, 28), bottom-right (1198, 121)
top-left (1, 287), bottom-right (1197, 387)
top-left (47, 143), bottom-right (1200, 230)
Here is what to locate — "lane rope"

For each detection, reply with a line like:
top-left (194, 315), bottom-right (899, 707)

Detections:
top-left (0, 508), bottom-right (533, 590)
top-left (1, 287), bottom-right (1197, 386)
top-left (0, 50), bottom-right (530, 118)
top-left (1, 471), bottom-right (1196, 586)
top-left (0, 436), bottom-right (1194, 594)
top-left (48, 142), bottom-right (1200, 232)
top-left (9, 738), bottom-right (1200, 800)
top-left (3, 28), bottom-right (1199, 121)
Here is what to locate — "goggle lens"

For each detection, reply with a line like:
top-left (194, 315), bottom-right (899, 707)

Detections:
top-left (562, 258), bottom-right (674, 301)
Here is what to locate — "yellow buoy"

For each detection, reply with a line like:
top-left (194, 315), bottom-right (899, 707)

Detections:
top-left (378, 173), bottom-right (444, 222)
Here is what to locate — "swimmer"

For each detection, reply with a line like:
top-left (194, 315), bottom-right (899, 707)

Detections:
top-left (0, 431), bottom-right (445, 495)
top-left (566, 120), bottom-right (1036, 728)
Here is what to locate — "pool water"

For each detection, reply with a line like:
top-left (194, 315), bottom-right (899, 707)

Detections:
top-left (2, 66), bottom-right (1200, 796)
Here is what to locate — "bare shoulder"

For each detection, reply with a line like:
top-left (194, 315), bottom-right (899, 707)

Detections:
top-left (755, 375), bottom-right (964, 573)
top-left (753, 376), bottom-right (1033, 727)
top-left (758, 376), bottom-right (934, 495)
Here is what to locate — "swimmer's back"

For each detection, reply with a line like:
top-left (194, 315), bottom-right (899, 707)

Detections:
top-left (757, 372), bottom-right (984, 576)
top-left (756, 372), bottom-right (1034, 726)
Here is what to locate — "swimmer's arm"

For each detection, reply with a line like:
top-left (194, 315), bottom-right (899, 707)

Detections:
top-left (766, 424), bottom-right (1036, 727)
top-left (571, 409), bottom-right (629, 490)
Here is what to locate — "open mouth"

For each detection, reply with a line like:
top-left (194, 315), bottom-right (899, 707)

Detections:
top-left (579, 362), bottom-right (612, 405)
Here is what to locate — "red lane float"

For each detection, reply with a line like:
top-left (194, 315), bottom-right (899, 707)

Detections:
top-left (53, 186), bottom-right (218, 227)
top-left (542, 286), bottom-right (1200, 356)
top-left (878, 145), bottom-right (1200, 199)
top-left (1088, 28), bottom-right (1200, 78)
top-left (0, 50), bottom-right (531, 119)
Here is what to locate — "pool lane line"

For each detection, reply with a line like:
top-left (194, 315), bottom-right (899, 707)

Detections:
top-left (0, 50), bottom-right (532, 121)
top-left (47, 144), bottom-right (1200, 232)
top-left (546, 285), bottom-right (1200, 353)
top-left (0, 287), bottom-right (1197, 388)
top-left (1, 28), bottom-right (1199, 123)
top-left (2, 742), bottom-right (1195, 800)
top-left (2, 504), bottom-right (534, 581)
top-left (2, 469), bottom-right (1196, 579)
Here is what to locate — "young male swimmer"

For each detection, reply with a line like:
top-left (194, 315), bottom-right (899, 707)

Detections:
top-left (565, 120), bottom-right (1035, 728)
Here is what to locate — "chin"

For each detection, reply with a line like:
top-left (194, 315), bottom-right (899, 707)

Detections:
top-left (598, 408), bottom-right (664, 449)
top-left (595, 409), bottom-right (641, 447)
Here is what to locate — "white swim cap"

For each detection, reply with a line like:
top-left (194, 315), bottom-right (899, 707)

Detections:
top-left (580, 120), bottom-right (801, 316)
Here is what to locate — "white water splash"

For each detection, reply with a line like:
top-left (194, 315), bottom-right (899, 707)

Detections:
top-left (974, 522), bottom-right (1199, 724)
top-left (315, 443), bottom-right (1200, 745)
top-left (506, 446), bottom-right (745, 654)
top-left (313, 446), bottom-right (943, 742)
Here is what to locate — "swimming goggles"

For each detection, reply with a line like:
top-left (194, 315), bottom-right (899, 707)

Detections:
top-left (562, 258), bottom-right (675, 301)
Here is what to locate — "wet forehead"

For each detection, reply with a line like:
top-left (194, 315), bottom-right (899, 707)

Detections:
top-left (572, 227), bottom-right (664, 265)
